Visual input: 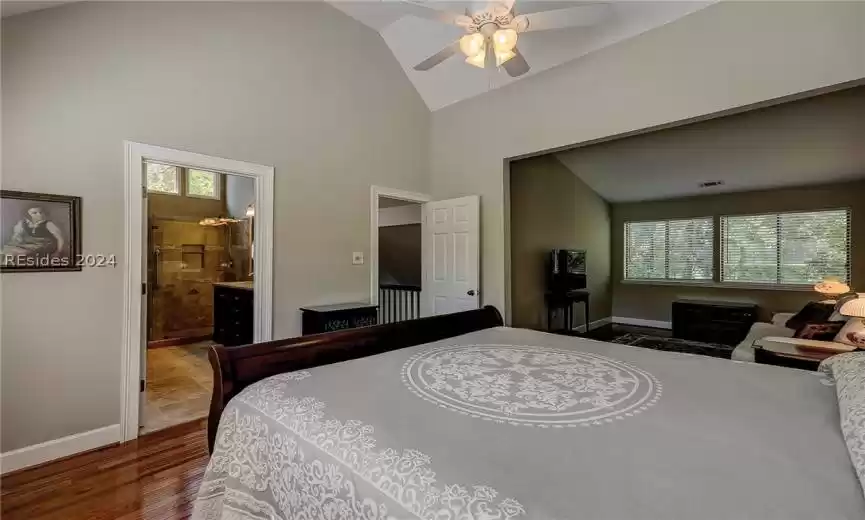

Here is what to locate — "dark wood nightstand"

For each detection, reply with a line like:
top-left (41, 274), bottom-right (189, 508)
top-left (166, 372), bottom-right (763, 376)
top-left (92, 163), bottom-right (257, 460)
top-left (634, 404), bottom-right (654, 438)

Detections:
top-left (300, 302), bottom-right (378, 335)
top-left (753, 337), bottom-right (853, 371)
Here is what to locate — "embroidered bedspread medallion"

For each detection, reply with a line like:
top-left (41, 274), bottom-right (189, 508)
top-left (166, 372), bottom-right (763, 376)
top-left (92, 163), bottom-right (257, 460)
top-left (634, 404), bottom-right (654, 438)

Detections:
top-left (402, 344), bottom-right (662, 427)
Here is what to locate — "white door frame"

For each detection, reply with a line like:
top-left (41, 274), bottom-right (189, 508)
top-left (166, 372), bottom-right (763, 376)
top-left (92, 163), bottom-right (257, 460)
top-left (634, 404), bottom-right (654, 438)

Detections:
top-left (369, 186), bottom-right (431, 309)
top-left (121, 141), bottom-right (275, 442)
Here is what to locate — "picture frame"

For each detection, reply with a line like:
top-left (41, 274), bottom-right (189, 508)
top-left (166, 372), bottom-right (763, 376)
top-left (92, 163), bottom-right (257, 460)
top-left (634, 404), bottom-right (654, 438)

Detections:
top-left (1, 190), bottom-right (82, 272)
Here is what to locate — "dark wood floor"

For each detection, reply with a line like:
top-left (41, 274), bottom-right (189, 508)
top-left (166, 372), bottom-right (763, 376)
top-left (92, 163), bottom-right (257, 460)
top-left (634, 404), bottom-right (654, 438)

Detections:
top-left (0, 420), bottom-right (208, 520)
top-left (553, 322), bottom-right (672, 341)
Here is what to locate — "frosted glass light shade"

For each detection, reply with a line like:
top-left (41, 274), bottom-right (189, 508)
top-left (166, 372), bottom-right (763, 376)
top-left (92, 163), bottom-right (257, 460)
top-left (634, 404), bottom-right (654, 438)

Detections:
top-left (459, 33), bottom-right (484, 57)
top-left (840, 297), bottom-right (865, 318)
top-left (465, 45), bottom-right (486, 68)
top-left (814, 279), bottom-right (850, 295)
top-left (493, 29), bottom-right (518, 52)
top-left (495, 49), bottom-right (515, 66)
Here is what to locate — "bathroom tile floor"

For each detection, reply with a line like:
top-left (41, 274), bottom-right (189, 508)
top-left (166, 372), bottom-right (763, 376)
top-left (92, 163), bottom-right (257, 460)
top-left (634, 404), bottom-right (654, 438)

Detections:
top-left (141, 342), bottom-right (214, 435)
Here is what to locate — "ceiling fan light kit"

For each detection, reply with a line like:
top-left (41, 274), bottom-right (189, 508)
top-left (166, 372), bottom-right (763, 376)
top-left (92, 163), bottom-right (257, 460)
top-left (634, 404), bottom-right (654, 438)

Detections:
top-left (459, 33), bottom-right (485, 58)
top-left (408, 0), bottom-right (610, 78)
top-left (465, 43), bottom-right (487, 68)
top-left (460, 29), bottom-right (516, 68)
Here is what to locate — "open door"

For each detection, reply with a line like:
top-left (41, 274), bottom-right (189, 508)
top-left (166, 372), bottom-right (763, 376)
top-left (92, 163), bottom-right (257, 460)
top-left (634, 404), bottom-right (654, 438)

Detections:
top-left (423, 195), bottom-right (480, 315)
top-left (139, 189), bottom-right (149, 432)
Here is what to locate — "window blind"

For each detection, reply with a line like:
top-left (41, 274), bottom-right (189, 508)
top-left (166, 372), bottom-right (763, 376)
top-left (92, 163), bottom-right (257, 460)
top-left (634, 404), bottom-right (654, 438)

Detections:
top-left (721, 209), bottom-right (850, 285)
top-left (625, 218), bottom-right (713, 281)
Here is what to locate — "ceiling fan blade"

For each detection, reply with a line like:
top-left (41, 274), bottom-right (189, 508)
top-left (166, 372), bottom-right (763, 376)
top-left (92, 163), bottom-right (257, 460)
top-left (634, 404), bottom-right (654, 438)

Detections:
top-left (413, 41), bottom-right (460, 71)
top-left (518, 4), bottom-right (610, 32)
top-left (399, 1), bottom-right (473, 26)
top-left (502, 47), bottom-right (530, 77)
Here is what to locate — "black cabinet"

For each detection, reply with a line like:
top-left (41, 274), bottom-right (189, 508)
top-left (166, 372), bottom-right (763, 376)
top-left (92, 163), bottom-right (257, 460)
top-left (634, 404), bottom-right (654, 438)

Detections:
top-left (672, 299), bottom-right (757, 345)
top-left (300, 302), bottom-right (378, 335)
top-left (213, 284), bottom-right (254, 347)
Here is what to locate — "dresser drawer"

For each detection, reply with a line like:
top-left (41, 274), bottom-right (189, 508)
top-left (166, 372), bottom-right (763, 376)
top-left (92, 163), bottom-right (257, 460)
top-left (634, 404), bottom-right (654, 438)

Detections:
top-left (213, 285), bottom-right (254, 346)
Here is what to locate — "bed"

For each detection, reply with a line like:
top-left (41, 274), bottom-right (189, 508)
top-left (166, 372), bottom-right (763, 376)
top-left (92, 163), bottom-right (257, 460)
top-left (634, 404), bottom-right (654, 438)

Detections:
top-left (194, 306), bottom-right (865, 519)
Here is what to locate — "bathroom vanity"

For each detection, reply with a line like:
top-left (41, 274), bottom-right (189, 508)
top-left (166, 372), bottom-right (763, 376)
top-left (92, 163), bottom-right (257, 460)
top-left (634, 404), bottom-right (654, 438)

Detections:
top-left (212, 281), bottom-right (253, 346)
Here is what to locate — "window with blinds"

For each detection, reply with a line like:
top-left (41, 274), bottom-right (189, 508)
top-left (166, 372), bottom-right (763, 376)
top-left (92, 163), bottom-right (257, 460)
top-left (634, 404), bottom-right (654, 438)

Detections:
top-left (721, 209), bottom-right (850, 285)
top-left (624, 218), bottom-right (714, 281)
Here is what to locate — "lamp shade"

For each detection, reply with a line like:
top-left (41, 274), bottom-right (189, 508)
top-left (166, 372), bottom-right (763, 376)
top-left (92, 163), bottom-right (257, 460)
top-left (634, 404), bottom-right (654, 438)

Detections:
top-left (459, 33), bottom-right (484, 57)
top-left (464, 44), bottom-right (486, 68)
top-left (492, 29), bottom-right (518, 53)
top-left (814, 279), bottom-right (850, 295)
top-left (495, 49), bottom-right (515, 66)
top-left (840, 297), bottom-right (865, 318)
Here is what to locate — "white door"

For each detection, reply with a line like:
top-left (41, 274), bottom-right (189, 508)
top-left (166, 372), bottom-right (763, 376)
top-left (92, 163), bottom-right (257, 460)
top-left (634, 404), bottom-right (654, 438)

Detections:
top-left (423, 195), bottom-right (480, 315)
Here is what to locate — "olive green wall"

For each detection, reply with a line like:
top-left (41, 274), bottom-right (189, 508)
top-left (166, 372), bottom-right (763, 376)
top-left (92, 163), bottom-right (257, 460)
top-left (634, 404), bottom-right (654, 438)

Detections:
top-left (509, 155), bottom-right (611, 330)
top-left (611, 180), bottom-right (865, 322)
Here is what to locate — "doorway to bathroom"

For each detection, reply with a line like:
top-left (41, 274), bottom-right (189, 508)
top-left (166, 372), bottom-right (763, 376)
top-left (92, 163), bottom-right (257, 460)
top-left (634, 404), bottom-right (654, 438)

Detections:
top-left (141, 164), bottom-right (256, 433)
top-left (121, 142), bottom-right (274, 441)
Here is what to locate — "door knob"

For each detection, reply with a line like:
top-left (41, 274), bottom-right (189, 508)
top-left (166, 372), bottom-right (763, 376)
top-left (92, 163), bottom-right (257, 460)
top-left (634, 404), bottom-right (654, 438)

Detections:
top-left (467, 290), bottom-right (476, 296)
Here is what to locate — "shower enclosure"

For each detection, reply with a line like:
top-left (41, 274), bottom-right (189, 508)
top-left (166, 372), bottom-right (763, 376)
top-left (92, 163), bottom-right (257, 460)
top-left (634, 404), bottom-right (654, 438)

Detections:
top-left (147, 216), bottom-right (252, 343)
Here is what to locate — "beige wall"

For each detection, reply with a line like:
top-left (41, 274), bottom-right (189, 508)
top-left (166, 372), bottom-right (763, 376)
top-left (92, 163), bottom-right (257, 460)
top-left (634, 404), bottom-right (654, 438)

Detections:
top-left (1, 2), bottom-right (429, 452)
top-left (429, 1), bottom-right (865, 321)
top-left (509, 156), bottom-right (611, 329)
top-left (611, 181), bottom-right (865, 322)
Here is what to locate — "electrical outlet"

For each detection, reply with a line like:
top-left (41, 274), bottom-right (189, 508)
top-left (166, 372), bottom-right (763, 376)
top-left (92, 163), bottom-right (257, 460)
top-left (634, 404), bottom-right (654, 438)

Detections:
top-left (352, 252), bottom-right (364, 265)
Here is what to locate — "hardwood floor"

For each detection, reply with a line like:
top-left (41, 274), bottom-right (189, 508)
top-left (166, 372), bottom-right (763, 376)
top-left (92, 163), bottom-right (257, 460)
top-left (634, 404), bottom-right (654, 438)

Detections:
top-left (0, 420), bottom-right (208, 520)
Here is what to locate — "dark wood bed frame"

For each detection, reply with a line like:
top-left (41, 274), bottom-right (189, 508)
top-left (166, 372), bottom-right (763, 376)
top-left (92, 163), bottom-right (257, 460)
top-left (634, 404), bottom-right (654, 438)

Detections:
top-left (206, 305), bottom-right (504, 451)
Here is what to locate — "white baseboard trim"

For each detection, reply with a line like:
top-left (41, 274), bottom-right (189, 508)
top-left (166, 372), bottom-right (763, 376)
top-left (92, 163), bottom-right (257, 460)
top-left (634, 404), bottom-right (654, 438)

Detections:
top-left (0, 424), bottom-right (120, 475)
top-left (571, 316), bottom-right (612, 333)
top-left (612, 316), bottom-right (673, 330)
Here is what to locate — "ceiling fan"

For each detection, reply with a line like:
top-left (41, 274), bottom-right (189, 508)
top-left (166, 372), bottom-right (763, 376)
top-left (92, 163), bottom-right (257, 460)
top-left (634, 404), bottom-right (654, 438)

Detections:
top-left (405, 0), bottom-right (610, 77)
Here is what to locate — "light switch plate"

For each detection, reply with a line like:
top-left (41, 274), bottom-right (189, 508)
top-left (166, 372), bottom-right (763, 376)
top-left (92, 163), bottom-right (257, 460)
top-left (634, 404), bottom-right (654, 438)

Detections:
top-left (352, 252), bottom-right (364, 265)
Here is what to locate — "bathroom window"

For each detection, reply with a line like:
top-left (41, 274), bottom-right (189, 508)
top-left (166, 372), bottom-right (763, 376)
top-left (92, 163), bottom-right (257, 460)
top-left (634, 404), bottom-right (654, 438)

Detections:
top-left (146, 162), bottom-right (180, 195)
top-left (145, 162), bottom-right (221, 200)
top-left (187, 169), bottom-right (220, 199)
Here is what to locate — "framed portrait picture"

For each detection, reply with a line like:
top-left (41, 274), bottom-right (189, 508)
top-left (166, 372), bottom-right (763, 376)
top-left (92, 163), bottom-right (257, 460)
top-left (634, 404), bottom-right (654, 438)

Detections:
top-left (1, 190), bottom-right (82, 272)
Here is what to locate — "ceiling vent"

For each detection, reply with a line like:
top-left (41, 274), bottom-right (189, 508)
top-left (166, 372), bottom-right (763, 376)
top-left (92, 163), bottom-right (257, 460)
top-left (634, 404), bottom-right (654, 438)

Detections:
top-left (699, 180), bottom-right (724, 188)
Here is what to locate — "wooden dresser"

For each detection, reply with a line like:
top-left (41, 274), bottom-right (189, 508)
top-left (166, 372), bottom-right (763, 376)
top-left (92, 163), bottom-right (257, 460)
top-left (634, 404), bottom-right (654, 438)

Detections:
top-left (213, 282), bottom-right (254, 346)
top-left (672, 299), bottom-right (757, 346)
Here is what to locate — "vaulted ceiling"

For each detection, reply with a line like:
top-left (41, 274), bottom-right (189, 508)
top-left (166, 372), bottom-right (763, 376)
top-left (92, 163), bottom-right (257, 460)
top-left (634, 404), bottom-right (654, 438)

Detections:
top-left (330, 1), bottom-right (715, 110)
top-left (4, 1), bottom-right (714, 111)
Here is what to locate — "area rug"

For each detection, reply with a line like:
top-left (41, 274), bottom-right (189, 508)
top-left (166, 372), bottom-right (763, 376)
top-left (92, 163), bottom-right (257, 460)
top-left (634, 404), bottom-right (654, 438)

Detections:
top-left (610, 333), bottom-right (734, 359)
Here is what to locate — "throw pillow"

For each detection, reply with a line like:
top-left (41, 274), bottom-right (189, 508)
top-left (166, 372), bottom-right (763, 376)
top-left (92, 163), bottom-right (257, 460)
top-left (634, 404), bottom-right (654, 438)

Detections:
top-left (794, 322), bottom-right (845, 340)
top-left (835, 319), bottom-right (865, 347)
top-left (785, 301), bottom-right (836, 330)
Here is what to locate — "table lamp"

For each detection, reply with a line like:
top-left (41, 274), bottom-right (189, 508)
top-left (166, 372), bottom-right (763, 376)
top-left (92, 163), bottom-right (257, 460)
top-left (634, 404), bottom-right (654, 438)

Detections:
top-left (840, 297), bottom-right (865, 325)
top-left (838, 297), bottom-right (865, 348)
top-left (814, 278), bottom-right (851, 300)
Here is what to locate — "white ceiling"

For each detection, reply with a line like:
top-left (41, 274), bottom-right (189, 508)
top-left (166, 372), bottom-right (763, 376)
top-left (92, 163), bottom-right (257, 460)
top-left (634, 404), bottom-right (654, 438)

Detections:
top-left (554, 87), bottom-right (865, 202)
top-left (329, 0), bottom-right (715, 110)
